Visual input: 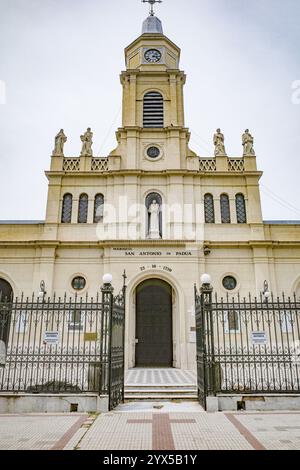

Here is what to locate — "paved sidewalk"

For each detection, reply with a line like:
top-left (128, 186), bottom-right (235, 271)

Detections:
top-left (1, 404), bottom-right (300, 450)
top-left (0, 413), bottom-right (88, 450)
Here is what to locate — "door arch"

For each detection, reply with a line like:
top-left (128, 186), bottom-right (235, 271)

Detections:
top-left (135, 278), bottom-right (173, 367)
top-left (0, 278), bottom-right (13, 302)
top-left (0, 278), bottom-right (13, 348)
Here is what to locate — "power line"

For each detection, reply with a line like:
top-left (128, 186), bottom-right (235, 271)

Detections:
top-left (96, 106), bottom-right (121, 156)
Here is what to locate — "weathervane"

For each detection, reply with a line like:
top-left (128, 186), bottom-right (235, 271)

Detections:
top-left (142, 0), bottom-right (162, 17)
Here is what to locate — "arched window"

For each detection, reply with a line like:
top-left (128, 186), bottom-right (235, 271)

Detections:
top-left (145, 192), bottom-right (162, 239)
top-left (235, 193), bottom-right (247, 224)
top-left (220, 194), bottom-right (231, 223)
top-left (78, 194), bottom-right (88, 224)
top-left (94, 194), bottom-right (104, 223)
top-left (143, 91), bottom-right (164, 128)
top-left (204, 194), bottom-right (215, 223)
top-left (61, 193), bottom-right (73, 223)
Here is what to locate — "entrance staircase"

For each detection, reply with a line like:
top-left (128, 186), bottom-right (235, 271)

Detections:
top-left (124, 368), bottom-right (198, 400)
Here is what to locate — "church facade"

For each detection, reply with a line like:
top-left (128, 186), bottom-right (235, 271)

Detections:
top-left (0, 14), bottom-right (300, 372)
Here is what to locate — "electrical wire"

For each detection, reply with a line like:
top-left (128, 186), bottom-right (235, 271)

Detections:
top-left (96, 106), bottom-right (121, 156)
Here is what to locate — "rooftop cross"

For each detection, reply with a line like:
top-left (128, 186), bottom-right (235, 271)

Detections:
top-left (142, 0), bottom-right (162, 17)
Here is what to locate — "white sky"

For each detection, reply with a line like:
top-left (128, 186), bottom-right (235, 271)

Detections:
top-left (0, 0), bottom-right (299, 221)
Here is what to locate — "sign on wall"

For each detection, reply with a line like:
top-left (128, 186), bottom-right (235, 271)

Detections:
top-left (252, 331), bottom-right (267, 345)
top-left (43, 331), bottom-right (59, 345)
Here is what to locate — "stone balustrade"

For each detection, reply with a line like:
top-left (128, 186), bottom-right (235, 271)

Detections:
top-left (49, 154), bottom-right (257, 173)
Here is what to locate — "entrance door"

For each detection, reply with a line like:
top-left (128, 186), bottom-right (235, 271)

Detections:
top-left (0, 279), bottom-right (13, 348)
top-left (135, 279), bottom-right (173, 367)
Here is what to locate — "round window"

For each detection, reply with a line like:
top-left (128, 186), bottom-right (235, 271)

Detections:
top-left (147, 146), bottom-right (160, 159)
top-left (222, 276), bottom-right (237, 291)
top-left (72, 276), bottom-right (86, 291)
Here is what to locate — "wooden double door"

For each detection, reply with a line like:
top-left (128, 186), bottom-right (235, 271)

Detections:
top-left (135, 279), bottom-right (173, 367)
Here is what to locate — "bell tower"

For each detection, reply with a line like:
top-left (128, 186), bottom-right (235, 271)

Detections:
top-left (110, 2), bottom-right (197, 171)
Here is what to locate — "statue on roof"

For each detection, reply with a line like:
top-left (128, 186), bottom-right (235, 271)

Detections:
top-left (242, 129), bottom-right (255, 156)
top-left (213, 128), bottom-right (227, 156)
top-left (52, 129), bottom-right (67, 156)
top-left (80, 128), bottom-right (93, 157)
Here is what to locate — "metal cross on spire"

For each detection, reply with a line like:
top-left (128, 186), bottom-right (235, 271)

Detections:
top-left (142, 0), bottom-right (163, 17)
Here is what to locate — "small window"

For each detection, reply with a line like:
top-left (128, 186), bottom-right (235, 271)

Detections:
top-left (61, 194), bottom-right (73, 223)
top-left (227, 311), bottom-right (239, 332)
top-left (72, 276), bottom-right (86, 291)
top-left (78, 194), bottom-right (88, 224)
top-left (147, 146), bottom-right (160, 159)
top-left (236, 193), bottom-right (247, 223)
top-left (94, 194), bottom-right (104, 223)
top-left (68, 310), bottom-right (84, 331)
top-left (280, 312), bottom-right (293, 333)
top-left (204, 194), bottom-right (215, 223)
top-left (220, 194), bottom-right (231, 223)
top-left (222, 276), bottom-right (237, 291)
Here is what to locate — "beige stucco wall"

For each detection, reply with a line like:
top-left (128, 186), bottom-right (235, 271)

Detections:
top-left (0, 27), bottom-right (300, 371)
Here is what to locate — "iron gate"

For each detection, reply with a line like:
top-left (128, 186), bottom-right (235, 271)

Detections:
top-left (0, 274), bottom-right (126, 411)
top-left (108, 277), bottom-right (126, 411)
top-left (195, 283), bottom-right (213, 409)
top-left (195, 283), bottom-right (300, 409)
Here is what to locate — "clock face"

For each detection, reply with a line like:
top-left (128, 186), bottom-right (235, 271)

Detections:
top-left (144, 49), bottom-right (162, 63)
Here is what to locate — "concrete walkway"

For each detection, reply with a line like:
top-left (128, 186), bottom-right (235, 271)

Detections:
top-left (1, 404), bottom-right (300, 450)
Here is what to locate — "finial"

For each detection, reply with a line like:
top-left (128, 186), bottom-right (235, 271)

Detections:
top-left (142, 0), bottom-right (162, 17)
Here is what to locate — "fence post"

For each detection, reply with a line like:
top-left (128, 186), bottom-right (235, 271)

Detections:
top-left (101, 277), bottom-right (114, 398)
top-left (200, 278), bottom-right (215, 396)
top-left (121, 270), bottom-right (127, 402)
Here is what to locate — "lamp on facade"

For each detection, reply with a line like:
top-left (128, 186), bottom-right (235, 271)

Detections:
top-left (201, 273), bottom-right (212, 287)
top-left (203, 246), bottom-right (211, 256)
top-left (263, 280), bottom-right (271, 302)
top-left (102, 273), bottom-right (113, 286)
top-left (38, 280), bottom-right (47, 301)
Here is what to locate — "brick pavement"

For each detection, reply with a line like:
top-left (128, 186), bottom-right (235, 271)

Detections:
top-left (1, 406), bottom-right (300, 450)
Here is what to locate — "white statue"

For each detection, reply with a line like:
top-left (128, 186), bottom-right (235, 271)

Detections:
top-left (213, 128), bottom-right (227, 156)
top-left (242, 129), bottom-right (255, 156)
top-left (52, 129), bottom-right (67, 156)
top-left (80, 128), bottom-right (93, 156)
top-left (148, 199), bottom-right (161, 239)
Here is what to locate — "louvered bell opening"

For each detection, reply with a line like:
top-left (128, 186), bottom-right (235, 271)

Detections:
top-left (143, 92), bottom-right (164, 128)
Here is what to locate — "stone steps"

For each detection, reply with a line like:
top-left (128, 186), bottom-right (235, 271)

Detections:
top-left (124, 384), bottom-right (198, 400)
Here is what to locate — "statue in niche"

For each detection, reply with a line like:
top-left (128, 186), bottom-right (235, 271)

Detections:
top-left (242, 129), bottom-right (255, 156)
top-left (80, 128), bottom-right (93, 156)
top-left (148, 199), bottom-right (161, 239)
top-left (52, 129), bottom-right (67, 156)
top-left (213, 128), bottom-right (227, 156)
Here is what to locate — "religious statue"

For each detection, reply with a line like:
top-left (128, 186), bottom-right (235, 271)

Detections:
top-left (52, 129), bottom-right (67, 156)
top-left (213, 129), bottom-right (227, 156)
top-left (148, 199), bottom-right (161, 239)
top-left (80, 128), bottom-right (93, 156)
top-left (242, 129), bottom-right (255, 156)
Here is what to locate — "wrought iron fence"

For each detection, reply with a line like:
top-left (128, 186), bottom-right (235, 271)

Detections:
top-left (195, 287), bottom-right (300, 407)
top-left (0, 280), bottom-right (126, 406)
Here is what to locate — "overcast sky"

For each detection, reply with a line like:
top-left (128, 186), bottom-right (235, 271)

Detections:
top-left (0, 0), bottom-right (299, 221)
